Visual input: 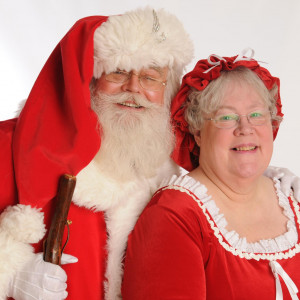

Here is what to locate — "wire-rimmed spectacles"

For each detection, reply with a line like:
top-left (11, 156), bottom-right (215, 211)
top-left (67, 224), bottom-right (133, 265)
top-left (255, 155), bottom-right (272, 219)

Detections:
top-left (105, 69), bottom-right (167, 91)
top-left (205, 110), bottom-right (271, 129)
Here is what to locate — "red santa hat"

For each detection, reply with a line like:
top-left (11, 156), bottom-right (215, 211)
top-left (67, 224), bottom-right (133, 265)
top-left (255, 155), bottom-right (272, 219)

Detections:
top-left (13, 8), bottom-right (193, 208)
top-left (171, 49), bottom-right (283, 171)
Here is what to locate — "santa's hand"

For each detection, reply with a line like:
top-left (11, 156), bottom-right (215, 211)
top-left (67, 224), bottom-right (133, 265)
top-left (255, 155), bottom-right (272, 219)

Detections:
top-left (265, 166), bottom-right (300, 200)
top-left (7, 252), bottom-right (78, 300)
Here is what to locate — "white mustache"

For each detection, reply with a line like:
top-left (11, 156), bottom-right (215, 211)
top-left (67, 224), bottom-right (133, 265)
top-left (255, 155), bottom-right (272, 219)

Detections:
top-left (97, 92), bottom-right (160, 109)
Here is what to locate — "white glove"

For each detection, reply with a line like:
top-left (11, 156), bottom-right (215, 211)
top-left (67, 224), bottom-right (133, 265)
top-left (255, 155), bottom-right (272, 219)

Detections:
top-left (7, 252), bottom-right (78, 300)
top-left (265, 166), bottom-right (300, 200)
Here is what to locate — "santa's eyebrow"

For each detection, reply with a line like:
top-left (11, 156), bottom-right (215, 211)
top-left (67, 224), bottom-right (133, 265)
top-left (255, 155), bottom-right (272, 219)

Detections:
top-left (146, 66), bottom-right (165, 75)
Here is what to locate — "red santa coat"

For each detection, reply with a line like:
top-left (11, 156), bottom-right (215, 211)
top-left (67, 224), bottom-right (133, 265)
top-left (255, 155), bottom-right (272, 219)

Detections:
top-left (0, 15), bottom-right (181, 299)
top-left (0, 16), bottom-right (110, 299)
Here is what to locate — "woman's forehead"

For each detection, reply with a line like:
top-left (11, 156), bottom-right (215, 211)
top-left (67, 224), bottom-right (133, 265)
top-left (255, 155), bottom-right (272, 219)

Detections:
top-left (219, 80), bottom-right (267, 105)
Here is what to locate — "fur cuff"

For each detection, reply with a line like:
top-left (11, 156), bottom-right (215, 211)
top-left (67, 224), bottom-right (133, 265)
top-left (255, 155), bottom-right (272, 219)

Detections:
top-left (0, 204), bottom-right (46, 299)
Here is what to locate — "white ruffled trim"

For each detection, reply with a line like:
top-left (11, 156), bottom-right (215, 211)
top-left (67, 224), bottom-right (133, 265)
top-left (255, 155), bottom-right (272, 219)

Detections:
top-left (161, 175), bottom-right (300, 261)
top-left (206, 177), bottom-right (297, 253)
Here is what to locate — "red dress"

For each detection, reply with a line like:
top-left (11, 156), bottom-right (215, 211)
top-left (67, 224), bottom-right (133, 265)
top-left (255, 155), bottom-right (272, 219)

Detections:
top-left (123, 175), bottom-right (300, 299)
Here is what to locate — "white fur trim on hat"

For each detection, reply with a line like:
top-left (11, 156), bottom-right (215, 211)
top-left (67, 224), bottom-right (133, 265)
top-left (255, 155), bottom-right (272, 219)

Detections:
top-left (93, 7), bottom-right (194, 78)
top-left (0, 205), bottom-right (46, 298)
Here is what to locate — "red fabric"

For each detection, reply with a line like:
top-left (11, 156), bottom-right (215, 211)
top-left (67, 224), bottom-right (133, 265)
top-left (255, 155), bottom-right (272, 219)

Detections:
top-left (0, 16), bottom-right (111, 298)
top-left (61, 206), bottom-right (107, 299)
top-left (0, 119), bottom-right (18, 211)
top-left (123, 187), bottom-right (300, 299)
top-left (33, 202), bottom-right (108, 299)
top-left (13, 16), bottom-right (108, 207)
top-left (0, 124), bottom-right (108, 300)
top-left (171, 54), bottom-right (284, 171)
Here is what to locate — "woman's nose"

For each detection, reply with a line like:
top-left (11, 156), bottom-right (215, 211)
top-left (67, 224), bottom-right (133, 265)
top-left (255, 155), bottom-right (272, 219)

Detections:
top-left (234, 115), bottom-right (254, 136)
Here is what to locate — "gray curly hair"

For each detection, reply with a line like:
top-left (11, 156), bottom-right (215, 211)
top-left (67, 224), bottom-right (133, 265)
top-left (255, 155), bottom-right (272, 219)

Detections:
top-left (184, 66), bottom-right (282, 135)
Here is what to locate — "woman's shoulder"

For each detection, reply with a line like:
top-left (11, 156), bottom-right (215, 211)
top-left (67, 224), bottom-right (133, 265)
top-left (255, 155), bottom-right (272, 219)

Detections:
top-left (158, 174), bottom-right (207, 194)
top-left (145, 174), bottom-right (210, 217)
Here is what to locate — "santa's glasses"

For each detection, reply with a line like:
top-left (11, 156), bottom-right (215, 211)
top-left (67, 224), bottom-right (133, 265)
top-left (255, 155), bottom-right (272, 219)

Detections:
top-left (105, 69), bottom-right (167, 91)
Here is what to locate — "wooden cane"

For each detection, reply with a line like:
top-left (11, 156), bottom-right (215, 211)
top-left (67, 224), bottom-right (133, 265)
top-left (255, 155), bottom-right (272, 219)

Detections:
top-left (43, 174), bottom-right (76, 265)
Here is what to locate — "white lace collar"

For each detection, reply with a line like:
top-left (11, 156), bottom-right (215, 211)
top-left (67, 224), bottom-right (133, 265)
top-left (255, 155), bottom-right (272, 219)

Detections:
top-left (159, 175), bottom-right (300, 260)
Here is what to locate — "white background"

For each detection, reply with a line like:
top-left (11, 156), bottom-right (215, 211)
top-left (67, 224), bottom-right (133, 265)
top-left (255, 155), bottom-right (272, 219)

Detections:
top-left (1, 0), bottom-right (299, 175)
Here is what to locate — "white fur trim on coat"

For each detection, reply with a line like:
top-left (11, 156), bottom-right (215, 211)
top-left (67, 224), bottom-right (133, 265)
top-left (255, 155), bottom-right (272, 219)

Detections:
top-left (0, 204), bottom-right (46, 299)
top-left (73, 158), bottom-right (180, 300)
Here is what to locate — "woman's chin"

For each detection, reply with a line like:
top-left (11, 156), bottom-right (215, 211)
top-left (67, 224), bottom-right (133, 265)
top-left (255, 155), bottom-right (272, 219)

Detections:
top-left (232, 164), bottom-right (263, 179)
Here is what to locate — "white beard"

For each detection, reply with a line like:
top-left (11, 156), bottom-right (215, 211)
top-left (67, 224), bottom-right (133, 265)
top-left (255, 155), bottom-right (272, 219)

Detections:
top-left (91, 91), bottom-right (175, 181)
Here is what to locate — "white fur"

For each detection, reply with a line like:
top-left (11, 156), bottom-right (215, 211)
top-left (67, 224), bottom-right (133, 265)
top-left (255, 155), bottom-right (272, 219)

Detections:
top-left (94, 7), bottom-right (193, 75)
top-left (94, 7), bottom-right (194, 78)
top-left (73, 158), bottom-right (179, 299)
top-left (90, 91), bottom-right (174, 182)
top-left (0, 205), bottom-right (46, 299)
top-left (93, 7), bottom-right (194, 106)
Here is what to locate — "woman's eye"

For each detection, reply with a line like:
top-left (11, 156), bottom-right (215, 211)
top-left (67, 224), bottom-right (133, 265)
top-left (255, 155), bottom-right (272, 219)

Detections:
top-left (250, 112), bottom-right (263, 118)
top-left (218, 115), bottom-right (235, 121)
